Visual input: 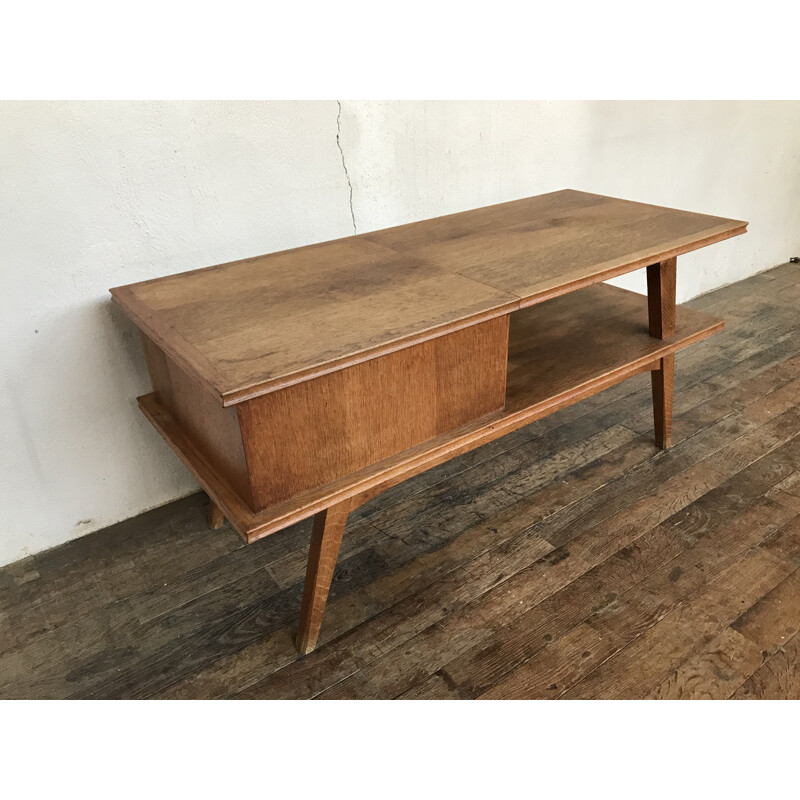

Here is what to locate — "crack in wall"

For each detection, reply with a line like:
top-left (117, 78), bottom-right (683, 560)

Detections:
top-left (336, 100), bottom-right (357, 234)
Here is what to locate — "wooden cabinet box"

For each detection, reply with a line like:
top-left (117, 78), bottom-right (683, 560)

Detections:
top-left (142, 315), bottom-right (509, 512)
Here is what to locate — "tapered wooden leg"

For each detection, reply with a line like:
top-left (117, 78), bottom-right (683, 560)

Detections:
top-left (296, 500), bottom-right (352, 654)
top-left (208, 498), bottom-right (225, 530)
top-left (647, 258), bottom-right (677, 448)
top-left (646, 257), bottom-right (677, 339)
top-left (651, 353), bottom-right (674, 449)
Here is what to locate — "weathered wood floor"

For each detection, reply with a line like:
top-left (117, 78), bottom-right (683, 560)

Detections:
top-left (2, 263), bottom-right (799, 700)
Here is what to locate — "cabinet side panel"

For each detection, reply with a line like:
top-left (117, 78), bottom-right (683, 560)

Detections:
top-left (433, 314), bottom-right (509, 432)
top-left (238, 317), bottom-right (509, 510)
top-left (140, 333), bottom-right (254, 507)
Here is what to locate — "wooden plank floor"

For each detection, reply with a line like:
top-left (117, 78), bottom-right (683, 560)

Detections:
top-left (2, 262), bottom-right (799, 700)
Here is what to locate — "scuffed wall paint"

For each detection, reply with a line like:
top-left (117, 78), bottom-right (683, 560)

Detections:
top-left (1, 100), bottom-right (798, 566)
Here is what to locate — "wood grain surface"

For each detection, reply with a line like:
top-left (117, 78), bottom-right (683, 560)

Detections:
top-left (652, 355), bottom-right (675, 449)
top-left (208, 500), bottom-right (225, 531)
top-left (647, 258), bottom-right (677, 338)
top-left (111, 190), bottom-right (745, 404)
top-left (140, 333), bottom-right (253, 505)
top-left (138, 283), bottom-right (722, 542)
top-left (296, 500), bottom-right (354, 654)
top-left (237, 316), bottom-right (508, 509)
top-left (646, 257), bottom-right (677, 448)
top-left (2, 262), bottom-right (798, 698)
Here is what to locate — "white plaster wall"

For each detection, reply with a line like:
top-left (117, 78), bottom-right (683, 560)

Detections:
top-left (340, 101), bottom-right (800, 300)
top-left (1, 100), bottom-right (798, 566)
top-left (0, 101), bottom-right (354, 565)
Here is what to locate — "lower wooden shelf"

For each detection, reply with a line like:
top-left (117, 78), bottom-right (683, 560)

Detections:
top-left (139, 283), bottom-right (722, 544)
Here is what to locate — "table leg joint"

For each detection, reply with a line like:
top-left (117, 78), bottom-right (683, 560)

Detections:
top-left (647, 258), bottom-right (677, 448)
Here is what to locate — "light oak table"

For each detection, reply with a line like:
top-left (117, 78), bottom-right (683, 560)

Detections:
top-left (110, 190), bottom-right (747, 654)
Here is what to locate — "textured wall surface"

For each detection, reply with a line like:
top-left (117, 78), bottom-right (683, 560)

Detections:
top-left (1, 100), bottom-right (798, 566)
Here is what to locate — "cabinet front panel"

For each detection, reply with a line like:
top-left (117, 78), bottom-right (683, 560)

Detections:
top-left (238, 316), bottom-right (509, 510)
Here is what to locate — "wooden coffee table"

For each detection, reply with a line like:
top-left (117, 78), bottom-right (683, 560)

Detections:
top-left (110, 189), bottom-right (747, 653)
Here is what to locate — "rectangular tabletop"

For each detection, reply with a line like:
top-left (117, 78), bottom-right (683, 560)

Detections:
top-left (110, 189), bottom-right (746, 405)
